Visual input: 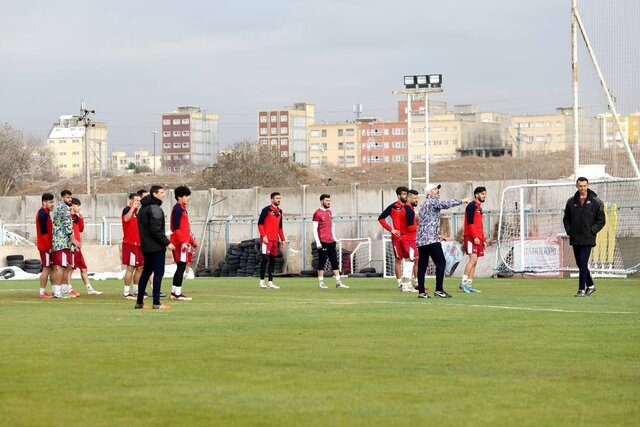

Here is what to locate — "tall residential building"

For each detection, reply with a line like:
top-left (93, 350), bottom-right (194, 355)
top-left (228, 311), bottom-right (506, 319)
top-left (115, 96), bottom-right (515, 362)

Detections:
top-left (599, 112), bottom-right (640, 147)
top-left (509, 107), bottom-right (600, 157)
top-left (111, 150), bottom-right (161, 174)
top-left (258, 102), bottom-right (315, 163)
top-left (307, 123), bottom-right (359, 167)
top-left (47, 115), bottom-right (108, 178)
top-left (161, 106), bottom-right (219, 172)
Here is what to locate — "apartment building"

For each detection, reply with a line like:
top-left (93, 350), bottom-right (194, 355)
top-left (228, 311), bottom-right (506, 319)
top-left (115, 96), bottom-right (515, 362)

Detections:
top-left (599, 112), bottom-right (640, 147)
top-left (258, 103), bottom-right (315, 163)
top-left (307, 123), bottom-right (359, 167)
top-left (111, 150), bottom-right (161, 174)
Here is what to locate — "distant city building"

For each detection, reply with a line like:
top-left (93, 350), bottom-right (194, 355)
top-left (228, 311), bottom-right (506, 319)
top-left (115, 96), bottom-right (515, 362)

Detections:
top-left (161, 106), bottom-right (219, 172)
top-left (258, 103), bottom-right (315, 163)
top-left (111, 150), bottom-right (161, 174)
top-left (397, 98), bottom-right (448, 122)
top-left (509, 107), bottom-right (600, 157)
top-left (307, 122), bottom-right (359, 167)
top-left (599, 112), bottom-right (640, 147)
top-left (47, 115), bottom-right (107, 178)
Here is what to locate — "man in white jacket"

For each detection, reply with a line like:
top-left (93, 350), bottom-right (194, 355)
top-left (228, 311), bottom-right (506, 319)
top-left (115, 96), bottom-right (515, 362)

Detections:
top-left (312, 194), bottom-right (349, 289)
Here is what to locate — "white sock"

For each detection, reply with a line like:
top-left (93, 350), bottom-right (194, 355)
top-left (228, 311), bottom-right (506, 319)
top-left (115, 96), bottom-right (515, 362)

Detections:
top-left (318, 277), bottom-right (324, 284)
top-left (462, 275), bottom-right (469, 283)
top-left (133, 284), bottom-right (138, 294)
top-left (68, 283), bottom-right (74, 290)
top-left (268, 281), bottom-right (273, 286)
top-left (397, 278), bottom-right (403, 286)
top-left (260, 279), bottom-right (265, 285)
top-left (53, 285), bottom-right (61, 295)
top-left (175, 287), bottom-right (181, 296)
top-left (85, 282), bottom-right (92, 290)
top-left (468, 280), bottom-right (473, 286)
top-left (124, 285), bottom-right (130, 296)
top-left (334, 274), bottom-right (341, 283)
top-left (171, 285), bottom-right (176, 294)
top-left (40, 288), bottom-right (45, 295)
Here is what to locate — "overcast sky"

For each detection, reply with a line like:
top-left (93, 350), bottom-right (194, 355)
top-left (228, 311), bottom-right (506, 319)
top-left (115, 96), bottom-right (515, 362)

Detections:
top-left (0, 0), bottom-right (606, 152)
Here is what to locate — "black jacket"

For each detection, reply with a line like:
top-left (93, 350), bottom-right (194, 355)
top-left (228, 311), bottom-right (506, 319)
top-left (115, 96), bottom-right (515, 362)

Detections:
top-left (563, 188), bottom-right (606, 247)
top-left (138, 195), bottom-right (171, 253)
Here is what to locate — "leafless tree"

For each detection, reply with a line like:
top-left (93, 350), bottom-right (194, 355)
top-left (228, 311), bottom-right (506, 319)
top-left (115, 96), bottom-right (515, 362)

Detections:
top-left (0, 123), bottom-right (55, 195)
top-left (202, 141), bottom-right (309, 189)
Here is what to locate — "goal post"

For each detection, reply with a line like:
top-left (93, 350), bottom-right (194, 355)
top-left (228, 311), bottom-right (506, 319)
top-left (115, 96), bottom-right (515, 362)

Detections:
top-left (337, 238), bottom-right (371, 276)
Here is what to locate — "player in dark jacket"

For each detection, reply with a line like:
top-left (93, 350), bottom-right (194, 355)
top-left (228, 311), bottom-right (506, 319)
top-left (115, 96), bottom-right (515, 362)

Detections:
top-left (136, 185), bottom-right (175, 309)
top-left (562, 177), bottom-right (606, 297)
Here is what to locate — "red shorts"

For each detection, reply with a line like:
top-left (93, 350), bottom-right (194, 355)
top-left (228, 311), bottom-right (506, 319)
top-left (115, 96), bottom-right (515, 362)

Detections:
top-left (173, 244), bottom-right (194, 263)
top-left (261, 240), bottom-right (279, 256)
top-left (464, 236), bottom-right (485, 257)
top-left (51, 249), bottom-right (72, 268)
top-left (72, 250), bottom-right (87, 270)
top-left (392, 238), bottom-right (418, 261)
top-left (39, 250), bottom-right (52, 268)
top-left (122, 243), bottom-right (144, 267)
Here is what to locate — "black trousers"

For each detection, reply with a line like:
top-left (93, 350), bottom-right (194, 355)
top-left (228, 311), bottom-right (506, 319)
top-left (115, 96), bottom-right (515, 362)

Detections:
top-left (318, 241), bottom-right (339, 271)
top-left (572, 245), bottom-right (594, 291)
top-left (137, 250), bottom-right (165, 306)
top-left (173, 261), bottom-right (187, 289)
top-left (417, 242), bottom-right (446, 293)
top-left (260, 255), bottom-right (276, 281)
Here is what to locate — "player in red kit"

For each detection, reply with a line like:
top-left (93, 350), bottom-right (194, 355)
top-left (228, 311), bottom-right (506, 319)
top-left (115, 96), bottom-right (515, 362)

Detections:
top-left (68, 198), bottom-right (102, 295)
top-left (121, 192), bottom-right (144, 299)
top-left (36, 193), bottom-right (55, 298)
top-left (257, 192), bottom-right (287, 289)
top-left (460, 187), bottom-right (486, 293)
top-left (312, 194), bottom-right (348, 289)
top-left (401, 189), bottom-right (421, 289)
top-left (170, 186), bottom-right (197, 301)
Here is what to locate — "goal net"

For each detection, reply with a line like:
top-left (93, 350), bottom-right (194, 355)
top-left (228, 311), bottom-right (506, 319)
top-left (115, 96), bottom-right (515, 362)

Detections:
top-left (337, 238), bottom-right (371, 276)
top-left (495, 178), bottom-right (640, 276)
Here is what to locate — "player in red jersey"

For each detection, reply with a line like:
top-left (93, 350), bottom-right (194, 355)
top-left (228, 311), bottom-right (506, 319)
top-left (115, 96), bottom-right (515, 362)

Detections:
top-left (121, 192), bottom-right (144, 299)
top-left (402, 189), bottom-right (421, 289)
top-left (36, 193), bottom-right (55, 298)
top-left (170, 186), bottom-right (197, 301)
top-left (378, 186), bottom-right (416, 291)
top-left (67, 198), bottom-right (102, 295)
top-left (312, 194), bottom-right (348, 289)
top-left (460, 187), bottom-right (487, 293)
top-left (257, 192), bottom-right (287, 289)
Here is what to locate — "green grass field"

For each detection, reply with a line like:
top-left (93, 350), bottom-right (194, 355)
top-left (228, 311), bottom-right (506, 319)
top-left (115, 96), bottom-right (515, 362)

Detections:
top-left (1, 277), bottom-right (639, 426)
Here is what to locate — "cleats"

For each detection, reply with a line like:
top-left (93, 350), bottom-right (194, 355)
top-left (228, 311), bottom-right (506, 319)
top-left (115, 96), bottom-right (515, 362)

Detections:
top-left (318, 282), bottom-right (328, 289)
top-left (39, 292), bottom-right (53, 299)
top-left (170, 293), bottom-right (192, 301)
top-left (87, 288), bottom-right (103, 295)
top-left (259, 281), bottom-right (267, 289)
top-left (418, 293), bottom-right (430, 299)
top-left (336, 282), bottom-right (349, 289)
top-left (134, 303), bottom-right (149, 309)
top-left (459, 283), bottom-right (471, 293)
top-left (68, 290), bottom-right (80, 298)
top-left (401, 285), bottom-right (417, 293)
top-left (267, 282), bottom-right (280, 289)
top-left (586, 285), bottom-right (596, 296)
top-left (123, 294), bottom-right (137, 300)
top-left (434, 290), bottom-right (452, 298)
top-left (575, 290), bottom-right (586, 297)
top-left (467, 286), bottom-right (482, 293)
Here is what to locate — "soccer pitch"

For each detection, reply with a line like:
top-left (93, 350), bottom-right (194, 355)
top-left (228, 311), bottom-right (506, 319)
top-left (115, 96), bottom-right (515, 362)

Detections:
top-left (1, 277), bottom-right (638, 426)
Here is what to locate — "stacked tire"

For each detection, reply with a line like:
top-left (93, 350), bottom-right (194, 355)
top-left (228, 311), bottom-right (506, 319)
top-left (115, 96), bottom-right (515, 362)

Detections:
top-left (6, 255), bottom-right (25, 271)
top-left (24, 259), bottom-right (43, 274)
top-left (213, 239), bottom-right (284, 278)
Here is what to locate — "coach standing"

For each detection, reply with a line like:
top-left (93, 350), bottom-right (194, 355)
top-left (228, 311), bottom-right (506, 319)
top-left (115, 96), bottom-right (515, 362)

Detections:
top-left (136, 185), bottom-right (175, 310)
top-left (563, 177), bottom-right (606, 297)
top-left (416, 184), bottom-right (469, 299)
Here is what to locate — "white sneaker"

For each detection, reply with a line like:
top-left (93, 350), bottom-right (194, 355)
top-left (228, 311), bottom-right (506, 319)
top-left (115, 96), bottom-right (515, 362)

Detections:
top-left (336, 282), bottom-right (350, 289)
top-left (267, 282), bottom-right (280, 289)
top-left (87, 288), bottom-right (103, 295)
top-left (259, 281), bottom-right (267, 289)
top-left (318, 282), bottom-right (328, 289)
top-left (402, 285), bottom-right (418, 293)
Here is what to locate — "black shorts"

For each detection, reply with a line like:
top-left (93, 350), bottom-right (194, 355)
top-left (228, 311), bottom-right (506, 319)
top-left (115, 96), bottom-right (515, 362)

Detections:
top-left (317, 241), bottom-right (339, 271)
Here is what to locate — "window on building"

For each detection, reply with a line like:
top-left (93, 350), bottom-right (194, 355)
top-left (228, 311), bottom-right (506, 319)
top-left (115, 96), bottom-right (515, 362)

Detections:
top-left (59, 140), bottom-right (67, 144)
top-left (73, 139), bottom-right (80, 144)
top-left (311, 143), bottom-right (320, 151)
top-left (338, 156), bottom-right (344, 163)
top-left (346, 156), bottom-right (355, 164)
top-left (163, 143), bottom-right (171, 148)
top-left (163, 131), bottom-right (171, 137)
top-left (310, 130), bottom-right (320, 138)
top-left (173, 131), bottom-right (181, 136)
top-left (172, 119), bottom-right (180, 125)
top-left (163, 119), bottom-right (171, 125)
top-left (260, 116), bottom-right (267, 123)
top-left (58, 152), bottom-right (67, 156)
top-left (72, 151), bottom-right (80, 156)
top-left (281, 151), bottom-right (289, 158)
top-left (393, 141), bottom-right (406, 148)
top-left (270, 115), bottom-right (277, 123)
top-left (182, 143), bottom-right (190, 148)
top-left (260, 139), bottom-right (267, 145)
top-left (384, 142), bottom-right (389, 148)
top-left (338, 129), bottom-right (344, 137)
top-left (311, 157), bottom-right (320, 164)
top-left (321, 156), bottom-right (327, 164)
top-left (535, 122), bottom-right (544, 127)
top-left (392, 128), bottom-right (406, 136)
top-left (556, 121), bottom-right (562, 127)
top-left (270, 128), bottom-right (277, 135)
top-left (338, 142), bottom-right (344, 150)
top-left (322, 143), bottom-right (328, 151)
top-left (346, 142), bottom-right (354, 150)
top-left (345, 128), bottom-right (354, 136)
top-left (260, 128), bottom-right (267, 135)
top-left (321, 130), bottom-right (327, 137)
top-left (271, 139), bottom-right (278, 146)
top-left (181, 118), bottom-right (190, 125)
top-left (173, 143), bottom-right (181, 148)
top-left (182, 131), bottom-right (190, 136)
top-left (534, 136), bottom-right (546, 142)
top-left (280, 127), bottom-right (288, 135)
top-left (281, 138), bottom-right (288, 146)
top-left (394, 155), bottom-right (406, 161)
top-left (184, 155), bottom-right (190, 160)
top-left (280, 115), bottom-right (288, 122)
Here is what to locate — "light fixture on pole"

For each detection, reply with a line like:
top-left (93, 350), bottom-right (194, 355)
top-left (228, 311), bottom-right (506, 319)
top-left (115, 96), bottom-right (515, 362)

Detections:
top-left (393, 74), bottom-right (444, 188)
top-left (151, 130), bottom-right (158, 175)
top-left (78, 104), bottom-right (96, 196)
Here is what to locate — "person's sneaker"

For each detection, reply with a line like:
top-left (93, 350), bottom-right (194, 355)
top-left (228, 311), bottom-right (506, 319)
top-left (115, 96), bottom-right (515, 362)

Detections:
top-left (586, 285), bottom-right (596, 296)
top-left (575, 290), bottom-right (586, 297)
top-left (402, 285), bottom-right (417, 293)
top-left (267, 282), bottom-right (280, 289)
top-left (336, 282), bottom-right (349, 289)
top-left (87, 288), bottom-right (103, 295)
top-left (143, 292), bottom-right (149, 299)
top-left (39, 292), bottom-right (54, 299)
top-left (123, 294), bottom-right (137, 300)
top-left (69, 289), bottom-right (81, 298)
top-left (318, 282), bottom-right (328, 289)
top-left (134, 303), bottom-right (149, 309)
top-left (159, 292), bottom-right (166, 298)
top-left (434, 290), bottom-right (452, 298)
top-left (152, 304), bottom-right (172, 310)
top-left (459, 283), bottom-right (471, 293)
top-left (467, 286), bottom-right (482, 293)
top-left (259, 282), bottom-right (268, 289)
top-left (171, 293), bottom-right (192, 301)
top-left (54, 293), bottom-right (69, 299)
top-left (418, 293), bottom-right (430, 299)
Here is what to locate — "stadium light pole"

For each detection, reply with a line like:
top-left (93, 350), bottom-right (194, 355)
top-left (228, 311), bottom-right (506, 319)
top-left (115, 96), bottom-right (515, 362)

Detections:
top-left (393, 75), bottom-right (443, 188)
top-left (151, 130), bottom-right (158, 175)
top-left (78, 104), bottom-right (96, 196)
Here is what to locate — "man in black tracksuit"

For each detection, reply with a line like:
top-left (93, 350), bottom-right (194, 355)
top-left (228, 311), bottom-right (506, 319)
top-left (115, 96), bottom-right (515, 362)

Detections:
top-left (563, 177), bottom-right (606, 297)
top-left (136, 185), bottom-right (175, 309)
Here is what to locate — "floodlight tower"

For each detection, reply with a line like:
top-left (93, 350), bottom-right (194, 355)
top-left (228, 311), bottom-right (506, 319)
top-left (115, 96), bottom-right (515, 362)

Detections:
top-left (78, 103), bottom-right (96, 195)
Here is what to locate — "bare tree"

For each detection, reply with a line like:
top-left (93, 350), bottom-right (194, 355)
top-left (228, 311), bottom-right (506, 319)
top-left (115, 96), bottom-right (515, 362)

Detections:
top-left (202, 141), bottom-right (309, 189)
top-left (0, 123), bottom-right (55, 195)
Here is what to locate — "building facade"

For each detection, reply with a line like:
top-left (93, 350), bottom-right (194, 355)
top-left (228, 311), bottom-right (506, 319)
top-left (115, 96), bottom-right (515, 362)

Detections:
top-left (258, 103), bottom-right (315, 163)
top-left (161, 106), bottom-right (219, 172)
top-left (111, 150), bottom-right (161, 174)
top-left (307, 123), bottom-right (359, 167)
top-left (599, 112), bottom-right (640, 147)
top-left (47, 115), bottom-right (108, 178)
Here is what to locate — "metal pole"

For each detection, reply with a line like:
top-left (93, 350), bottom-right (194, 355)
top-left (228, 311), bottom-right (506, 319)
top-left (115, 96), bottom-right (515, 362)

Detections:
top-left (571, 0), bottom-right (580, 177)
top-left (519, 187), bottom-right (525, 271)
top-left (85, 126), bottom-right (91, 196)
top-left (407, 93), bottom-right (412, 188)
top-left (152, 130), bottom-right (158, 175)
top-left (424, 92), bottom-right (430, 186)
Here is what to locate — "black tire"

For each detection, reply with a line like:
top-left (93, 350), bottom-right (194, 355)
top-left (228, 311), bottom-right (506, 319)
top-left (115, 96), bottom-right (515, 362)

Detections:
top-left (6, 255), bottom-right (24, 262)
top-left (359, 267), bottom-right (376, 274)
top-left (25, 259), bottom-right (42, 266)
top-left (348, 273), bottom-right (367, 278)
top-left (299, 269), bottom-right (318, 277)
top-left (365, 272), bottom-right (383, 278)
top-left (7, 261), bottom-right (25, 269)
top-left (0, 268), bottom-right (15, 279)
